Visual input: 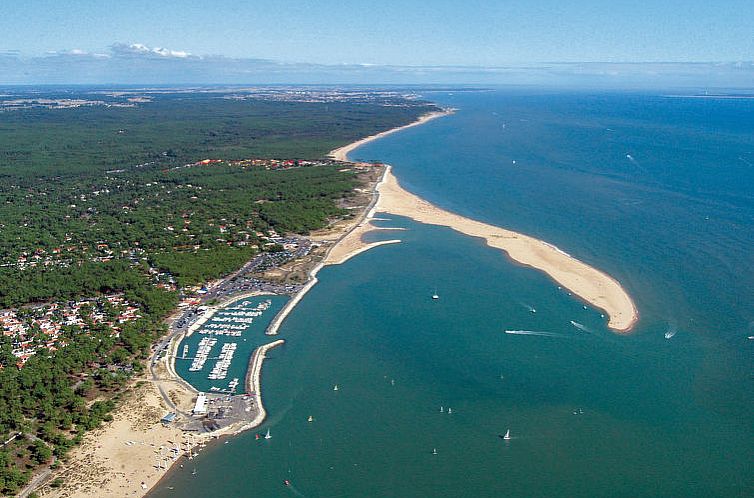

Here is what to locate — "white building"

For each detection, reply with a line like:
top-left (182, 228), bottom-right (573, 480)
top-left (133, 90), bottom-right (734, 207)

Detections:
top-left (193, 392), bottom-right (207, 415)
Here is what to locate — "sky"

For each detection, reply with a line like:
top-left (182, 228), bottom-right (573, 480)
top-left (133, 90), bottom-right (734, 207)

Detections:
top-left (2, 0), bottom-right (753, 85)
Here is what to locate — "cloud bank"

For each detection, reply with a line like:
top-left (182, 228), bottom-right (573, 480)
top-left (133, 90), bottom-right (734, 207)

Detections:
top-left (1, 43), bottom-right (753, 88)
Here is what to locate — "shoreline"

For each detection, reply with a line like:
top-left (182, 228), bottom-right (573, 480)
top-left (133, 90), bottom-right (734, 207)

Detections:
top-left (328, 109), bottom-right (454, 162)
top-left (36, 104), bottom-right (637, 497)
top-left (329, 109), bottom-right (638, 331)
top-left (372, 167), bottom-right (638, 332)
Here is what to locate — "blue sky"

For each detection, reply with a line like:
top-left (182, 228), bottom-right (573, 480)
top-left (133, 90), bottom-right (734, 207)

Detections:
top-left (4, 0), bottom-right (753, 64)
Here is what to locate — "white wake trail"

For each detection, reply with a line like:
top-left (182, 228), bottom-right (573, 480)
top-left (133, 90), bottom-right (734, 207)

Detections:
top-left (504, 330), bottom-right (566, 338)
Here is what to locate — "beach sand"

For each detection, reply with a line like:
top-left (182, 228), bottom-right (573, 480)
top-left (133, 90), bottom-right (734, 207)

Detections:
top-left (38, 381), bottom-right (194, 498)
top-left (317, 162), bottom-right (637, 331)
top-left (373, 167), bottom-right (638, 332)
top-left (326, 107), bottom-right (638, 332)
top-left (329, 110), bottom-right (453, 162)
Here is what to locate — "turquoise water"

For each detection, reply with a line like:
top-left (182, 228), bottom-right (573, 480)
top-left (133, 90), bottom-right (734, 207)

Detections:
top-left (174, 295), bottom-right (289, 394)
top-left (152, 91), bottom-right (753, 497)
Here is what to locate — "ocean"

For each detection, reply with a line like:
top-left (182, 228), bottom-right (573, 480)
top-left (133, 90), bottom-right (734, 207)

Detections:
top-left (150, 90), bottom-right (753, 497)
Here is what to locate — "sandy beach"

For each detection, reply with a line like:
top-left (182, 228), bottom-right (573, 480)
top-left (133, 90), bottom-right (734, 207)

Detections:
top-left (373, 167), bottom-right (638, 332)
top-left (36, 381), bottom-right (198, 498)
top-left (329, 111), bottom-right (638, 331)
top-left (329, 109), bottom-right (453, 162)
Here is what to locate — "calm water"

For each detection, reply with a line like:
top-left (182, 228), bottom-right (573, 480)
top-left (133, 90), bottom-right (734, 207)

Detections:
top-left (175, 295), bottom-right (289, 394)
top-left (152, 90), bottom-right (753, 497)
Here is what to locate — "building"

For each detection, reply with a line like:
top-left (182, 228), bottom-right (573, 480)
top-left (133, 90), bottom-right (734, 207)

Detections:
top-left (193, 393), bottom-right (207, 415)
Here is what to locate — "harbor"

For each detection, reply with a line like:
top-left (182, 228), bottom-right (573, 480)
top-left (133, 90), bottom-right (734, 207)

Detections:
top-left (174, 296), bottom-right (288, 394)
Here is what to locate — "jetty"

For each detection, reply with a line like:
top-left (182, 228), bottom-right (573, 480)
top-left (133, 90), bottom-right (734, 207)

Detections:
top-left (239, 339), bottom-right (285, 431)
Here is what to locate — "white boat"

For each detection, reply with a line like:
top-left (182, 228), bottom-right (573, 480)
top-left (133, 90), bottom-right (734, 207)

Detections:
top-left (264, 428), bottom-right (271, 440)
top-left (307, 415), bottom-right (313, 423)
top-left (432, 448), bottom-right (438, 455)
top-left (447, 408), bottom-right (452, 414)
top-left (333, 385), bottom-right (339, 391)
top-left (439, 406), bottom-right (444, 413)
top-left (503, 429), bottom-right (511, 440)
top-left (432, 289), bottom-right (439, 300)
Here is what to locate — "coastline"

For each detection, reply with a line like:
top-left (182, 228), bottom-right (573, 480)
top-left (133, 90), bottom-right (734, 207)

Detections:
top-left (373, 167), bottom-right (638, 332)
top-left (36, 103), bottom-right (637, 497)
top-left (328, 109), bottom-right (454, 162)
top-left (327, 109), bottom-right (638, 331)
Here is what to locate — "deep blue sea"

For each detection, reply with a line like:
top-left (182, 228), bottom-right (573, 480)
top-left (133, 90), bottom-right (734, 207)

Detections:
top-left (151, 90), bottom-right (753, 497)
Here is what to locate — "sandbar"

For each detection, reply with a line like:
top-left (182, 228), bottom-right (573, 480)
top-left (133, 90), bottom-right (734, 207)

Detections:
top-left (374, 167), bottom-right (638, 332)
top-left (327, 107), bottom-right (638, 332)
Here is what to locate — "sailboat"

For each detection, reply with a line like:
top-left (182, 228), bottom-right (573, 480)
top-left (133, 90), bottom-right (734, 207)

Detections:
top-left (503, 429), bottom-right (511, 440)
top-left (264, 428), bottom-right (271, 440)
top-left (432, 448), bottom-right (438, 455)
top-left (307, 415), bottom-right (314, 423)
top-left (333, 384), bottom-right (339, 391)
top-left (447, 407), bottom-right (452, 414)
top-left (432, 288), bottom-right (439, 300)
top-left (439, 406), bottom-right (444, 413)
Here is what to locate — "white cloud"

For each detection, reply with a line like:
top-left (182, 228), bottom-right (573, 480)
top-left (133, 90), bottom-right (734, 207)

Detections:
top-left (111, 43), bottom-right (196, 59)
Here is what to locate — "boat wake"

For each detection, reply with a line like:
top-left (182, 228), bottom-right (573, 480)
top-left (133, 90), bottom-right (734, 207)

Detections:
top-left (625, 153), bottom-right (647, 172)
top-left (519, 302), bottom-right (537, 314)
top-left (504, 330), bottom-right (567, 338)
top-left (569, 321), bottom-right (595, 335)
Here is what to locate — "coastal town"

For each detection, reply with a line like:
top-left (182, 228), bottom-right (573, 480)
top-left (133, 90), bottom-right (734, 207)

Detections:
top-left (1, 295), bottom-right (141, 367)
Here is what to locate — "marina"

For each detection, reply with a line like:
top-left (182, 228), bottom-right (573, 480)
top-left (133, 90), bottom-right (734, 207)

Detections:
top-left (175, 295), bottom-right (289, 394)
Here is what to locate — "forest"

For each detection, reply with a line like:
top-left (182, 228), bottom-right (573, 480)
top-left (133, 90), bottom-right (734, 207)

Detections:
top-left (0, 87), bottom-right (435, 494)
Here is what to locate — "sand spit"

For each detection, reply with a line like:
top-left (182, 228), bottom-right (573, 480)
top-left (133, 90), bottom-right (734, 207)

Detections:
top-left (324, 218), bottom-right (401, 265)
top-left (329, 108), bottom-right (637, 331)
top-left (375, 167), bottom-right (638, 332)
